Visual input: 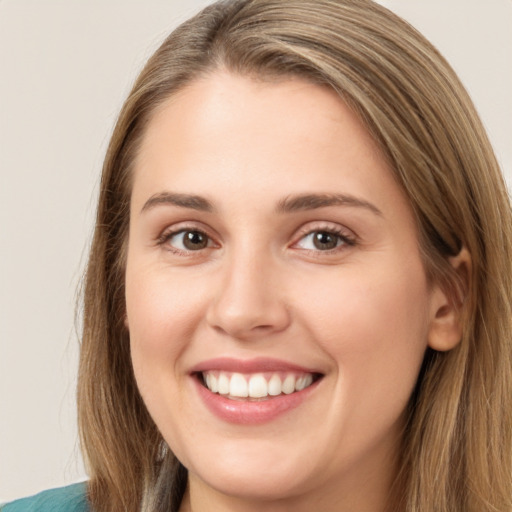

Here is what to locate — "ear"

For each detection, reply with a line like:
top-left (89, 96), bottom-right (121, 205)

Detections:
top-left (427, 248), bottom-right (471, 352)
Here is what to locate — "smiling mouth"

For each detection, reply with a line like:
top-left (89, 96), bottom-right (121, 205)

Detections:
top-left (198, 371), bottom-right (322, 401)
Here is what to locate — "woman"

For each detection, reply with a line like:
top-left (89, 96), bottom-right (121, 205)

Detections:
top-left (4, 0), bottom-right (511, 511)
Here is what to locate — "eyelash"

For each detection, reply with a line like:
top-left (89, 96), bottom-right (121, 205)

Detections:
top-left (157, 225), bottom-right (215, 256)
top-left (293, 225), bottom-right (356, 255)
top-left (156, 224), bottom-right (356, 256)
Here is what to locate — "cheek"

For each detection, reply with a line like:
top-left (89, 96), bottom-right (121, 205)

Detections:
top-left (125, 265), bottom-right (204, 389)
top-left (125, 268), bottom-right (208, 447)
top-left (301, 258), bottom-right (430, 339)
top-left (301, 260), bottom-right (430, 411)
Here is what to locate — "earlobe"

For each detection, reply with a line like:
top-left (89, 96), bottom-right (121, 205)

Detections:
top-left (427, 248), bottom-right (471, 352)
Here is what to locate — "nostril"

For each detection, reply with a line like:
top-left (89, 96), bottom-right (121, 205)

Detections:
top-left (252, 324), bottom-right (276, 331)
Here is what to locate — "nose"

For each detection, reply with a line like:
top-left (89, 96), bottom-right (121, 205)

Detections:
top-left (206, 250), bottom-right (291, 340)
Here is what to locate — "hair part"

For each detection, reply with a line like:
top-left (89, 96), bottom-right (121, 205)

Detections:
top-left (78, 1), bottom-right (512, 511)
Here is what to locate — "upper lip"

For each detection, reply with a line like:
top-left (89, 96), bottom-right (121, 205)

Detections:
top-left (190, 357), bottom-right (323, 375)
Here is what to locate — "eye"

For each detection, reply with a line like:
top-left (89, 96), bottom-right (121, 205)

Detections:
top-left (162, 229), bottom-right (212, 252)
top-left (295, 229), bottom-right (354, 251)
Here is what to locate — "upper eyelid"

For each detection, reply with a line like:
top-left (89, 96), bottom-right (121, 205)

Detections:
top-left (292, 221), bottom-right (356, 241)
top-left (158, 222), bottom-right (215, 240)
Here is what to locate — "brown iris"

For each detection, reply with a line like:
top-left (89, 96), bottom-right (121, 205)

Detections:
top-left (182, 230), bottom-right (208, 250)
top-left (312, 231), bottom-right (339, 250)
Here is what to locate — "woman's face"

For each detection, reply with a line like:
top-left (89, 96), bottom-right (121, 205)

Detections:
top-left (125, 72), bottom-right (448, 509)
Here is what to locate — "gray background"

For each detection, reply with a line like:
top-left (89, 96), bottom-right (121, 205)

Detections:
top-left (1, 0), bottom-right (511, 502)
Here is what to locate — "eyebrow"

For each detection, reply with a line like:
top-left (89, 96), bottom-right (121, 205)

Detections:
top-left (141, 192), bottom-right (215, 214)
top-left (276, 193), bottom-right (383, 216)
top-left (140, 191), bottom-right (382, 217)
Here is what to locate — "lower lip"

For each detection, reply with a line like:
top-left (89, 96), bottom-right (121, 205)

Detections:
top-left (193, 376), bottom-right (320, 425)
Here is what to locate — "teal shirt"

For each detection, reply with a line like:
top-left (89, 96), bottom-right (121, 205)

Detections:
top-left (1, 483), bottom-right (89, 512)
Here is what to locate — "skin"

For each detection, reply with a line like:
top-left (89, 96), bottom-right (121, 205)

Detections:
top-left (125, 71), bottom-right (461, 512)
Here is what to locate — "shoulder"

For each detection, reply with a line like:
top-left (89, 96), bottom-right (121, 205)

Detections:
top-left (1, 483), bottom-right (89, 512)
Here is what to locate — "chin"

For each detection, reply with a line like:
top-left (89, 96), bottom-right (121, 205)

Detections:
top-left (179, 435), bottom-right (322, 501)
top-left (190, 459), bottom-right (314, 502)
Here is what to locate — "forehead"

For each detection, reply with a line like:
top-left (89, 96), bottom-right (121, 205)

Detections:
top-left (130, 70), bottom-right (409, 222)
top-left (136, 71), bottom-right (383, 167)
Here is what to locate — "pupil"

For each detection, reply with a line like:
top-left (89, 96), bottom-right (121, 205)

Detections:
top-left (184, 231), bottom-right (207, 250)
top-left (313, 231), bottom-right (337, 250)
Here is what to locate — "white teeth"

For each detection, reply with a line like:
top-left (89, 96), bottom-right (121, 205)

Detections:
top-left (218, 373), bottom-right (230, 394)
top-left (295, 376), bottom-right (306, 391)
top-left (230, 373), bottom-right (249, 397)
top-left (206, 373), bottom-right (218, 393)
top-left (248, 374), bottom-right (268, 398)
top-left (282, 374), bottom-right (296, 394)
top-left (268, 374), bottom-right (282, 396)
top-left (202, 371), bottom-right (316, 398)
top-left (295, 374), bottom-right (313, 391)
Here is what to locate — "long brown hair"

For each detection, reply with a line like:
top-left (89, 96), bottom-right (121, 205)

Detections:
top-left (78, 1), bottom-right (512, 511)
